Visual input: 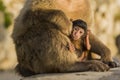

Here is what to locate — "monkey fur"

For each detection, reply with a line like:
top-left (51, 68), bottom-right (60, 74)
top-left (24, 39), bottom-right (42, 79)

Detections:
top-left (12, 0), bottom-right (115, 77)
top-left (69, 25), bottom-right (117, 68)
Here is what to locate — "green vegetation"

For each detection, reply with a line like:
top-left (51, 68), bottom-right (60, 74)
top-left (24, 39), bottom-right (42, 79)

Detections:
top-left (0, 0), bottom-right (12, 28)
top-left (0, 0), bottom-right (6, 11)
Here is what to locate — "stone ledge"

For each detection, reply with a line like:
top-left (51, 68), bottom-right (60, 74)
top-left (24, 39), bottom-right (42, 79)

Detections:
top-left (21, 67), bottom-right (120, 80)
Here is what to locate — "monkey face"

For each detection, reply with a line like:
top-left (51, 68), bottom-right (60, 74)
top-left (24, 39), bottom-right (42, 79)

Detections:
top-left (71, 26), bottom-right (85, 40)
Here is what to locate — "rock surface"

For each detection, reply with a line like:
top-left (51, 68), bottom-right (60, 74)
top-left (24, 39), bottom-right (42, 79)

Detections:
top-left (21, 68), bottom-right (120, 80)
top-left (0, 68), bottom-right (120, 80)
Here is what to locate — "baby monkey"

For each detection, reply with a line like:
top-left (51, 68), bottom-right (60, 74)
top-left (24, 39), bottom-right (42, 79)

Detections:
top-left (68, 19), bottom-right (118, 68)
top-left (69, 19), bottom-right (91, 61)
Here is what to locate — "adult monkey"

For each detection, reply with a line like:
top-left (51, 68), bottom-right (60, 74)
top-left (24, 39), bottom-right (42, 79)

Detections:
top-left (12, 0), bottom-right (115, 77)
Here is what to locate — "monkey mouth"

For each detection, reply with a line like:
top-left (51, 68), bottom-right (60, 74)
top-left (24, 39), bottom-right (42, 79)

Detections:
top-left (72, 36), bottom-right (80, 40)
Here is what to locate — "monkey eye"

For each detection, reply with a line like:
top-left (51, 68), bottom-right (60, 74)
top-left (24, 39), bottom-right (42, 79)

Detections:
top-left (80, 31), bottom-right (83, 34)
top-left (79, 30), bottom-right (85, 35)
top-left (74, 27), bottom-right (79, 31)
top-left (80, 31), bottom-right (83, 33)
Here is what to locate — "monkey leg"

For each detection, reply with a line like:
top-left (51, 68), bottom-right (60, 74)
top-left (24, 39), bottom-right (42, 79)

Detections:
top-left (65, 60), bottom-right (109, 72)
top-left (16, 60), bottom-right (109, 77)
top-left (89, 33), bottom-right (118, 68)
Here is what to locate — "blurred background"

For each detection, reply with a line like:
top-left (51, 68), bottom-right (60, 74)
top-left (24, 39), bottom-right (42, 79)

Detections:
top-left (0, 0), bottom-right (120, 80)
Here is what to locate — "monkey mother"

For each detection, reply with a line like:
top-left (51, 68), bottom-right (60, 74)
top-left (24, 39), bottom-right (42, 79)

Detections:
top-left (12, 0), bottom-right (116, 77)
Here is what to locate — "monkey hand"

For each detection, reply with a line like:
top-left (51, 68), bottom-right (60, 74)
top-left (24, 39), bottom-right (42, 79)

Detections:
top-left (87, 60), bottom-right (110, 72)
top-left (68, 43), bottom-right (75, 52)
top-left (103, 61), bottom-right (119, 68)
top-left (85, 29), bottom-right (91, 50)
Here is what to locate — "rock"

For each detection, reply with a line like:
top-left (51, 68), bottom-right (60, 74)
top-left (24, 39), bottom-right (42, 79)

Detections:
top-left (21, 68), bottom-right (120, 80)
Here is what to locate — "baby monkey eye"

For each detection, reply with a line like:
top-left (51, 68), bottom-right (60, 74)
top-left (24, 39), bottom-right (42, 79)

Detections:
top-left (80, 31), bottom-right (84, 33)
top-left (80, 31), bottom-right (83, 33)
top-left (74, 27), bottom-right (79, 31)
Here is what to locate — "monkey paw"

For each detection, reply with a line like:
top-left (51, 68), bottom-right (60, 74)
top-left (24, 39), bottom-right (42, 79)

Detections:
top-left (103, 61), bottom-right (119, 68)
top-left (88, 60), bottom-right (110, 72)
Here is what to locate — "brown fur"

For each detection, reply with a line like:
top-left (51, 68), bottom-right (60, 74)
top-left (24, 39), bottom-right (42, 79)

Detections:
top-left (88, 33), bottom-right (112, 61)
top-left (12, 0), bottom-right (111, 77)
top-left (71, 32), bottom-right (118, 67)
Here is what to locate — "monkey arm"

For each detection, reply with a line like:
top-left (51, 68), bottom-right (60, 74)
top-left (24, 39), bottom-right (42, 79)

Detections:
top-left (89, 33), bottom-right (118, 68)
top-left (89, 33), bottom-right (112, 62)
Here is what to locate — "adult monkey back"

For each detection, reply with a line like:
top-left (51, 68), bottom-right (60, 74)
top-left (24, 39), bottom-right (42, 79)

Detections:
top-left (12, 0), bottom-right (111, 77)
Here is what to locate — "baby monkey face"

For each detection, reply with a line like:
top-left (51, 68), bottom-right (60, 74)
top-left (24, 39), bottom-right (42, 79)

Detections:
top-left (71, 26), bottom-right (85, 40)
